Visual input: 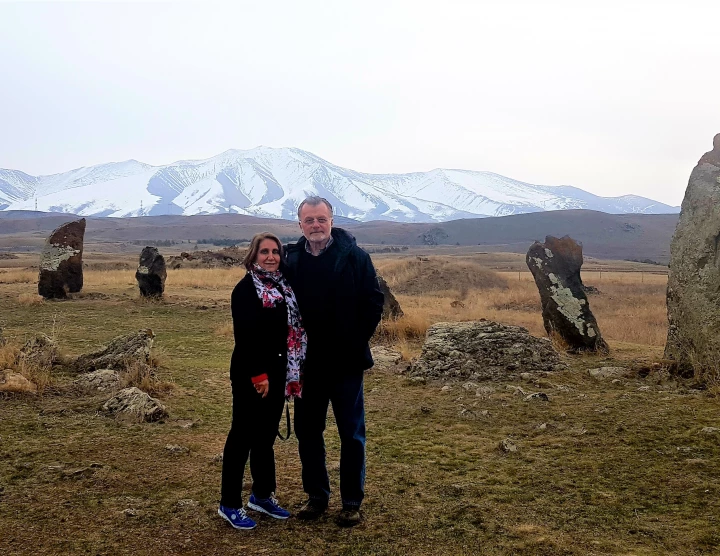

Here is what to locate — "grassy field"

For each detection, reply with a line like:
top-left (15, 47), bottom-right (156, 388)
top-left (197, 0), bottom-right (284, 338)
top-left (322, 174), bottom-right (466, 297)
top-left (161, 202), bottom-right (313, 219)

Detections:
top-left (1, 254), bottom-right (718, 555)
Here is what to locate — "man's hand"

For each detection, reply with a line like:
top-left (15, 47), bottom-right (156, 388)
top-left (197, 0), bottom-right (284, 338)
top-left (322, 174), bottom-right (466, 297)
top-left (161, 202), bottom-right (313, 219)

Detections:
top-left (254, 379), bottom-right (269, 398)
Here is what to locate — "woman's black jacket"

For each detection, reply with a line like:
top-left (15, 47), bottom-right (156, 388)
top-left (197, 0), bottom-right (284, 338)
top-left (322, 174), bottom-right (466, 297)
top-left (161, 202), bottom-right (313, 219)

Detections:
top-left (229, 273), bottom-right (288, 385)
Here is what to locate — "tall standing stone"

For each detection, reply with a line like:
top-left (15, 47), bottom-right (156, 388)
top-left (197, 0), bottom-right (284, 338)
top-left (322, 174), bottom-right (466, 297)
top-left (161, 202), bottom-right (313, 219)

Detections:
top-left (526, 235), bottom-right (608, 353)
top-left (377, 275), bottom-right (402, 319)
top-left (136, 247), bottom-right (167, 298)
top-left (665, 134), bottom-right (720, 374)
top-left (38, 218), bottom-right (86, 299)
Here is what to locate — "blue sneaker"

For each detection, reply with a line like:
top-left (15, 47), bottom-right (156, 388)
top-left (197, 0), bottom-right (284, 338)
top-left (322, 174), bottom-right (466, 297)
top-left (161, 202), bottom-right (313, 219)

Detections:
top-left (247, 494), bottom-right (290, 520)
top-left (218, 505), bottom-right (257, 530)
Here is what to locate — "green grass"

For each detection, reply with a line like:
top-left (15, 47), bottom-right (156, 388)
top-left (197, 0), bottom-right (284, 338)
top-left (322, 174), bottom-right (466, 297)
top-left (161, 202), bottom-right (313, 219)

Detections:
top-left (1, 291), bottom-right (719, 555)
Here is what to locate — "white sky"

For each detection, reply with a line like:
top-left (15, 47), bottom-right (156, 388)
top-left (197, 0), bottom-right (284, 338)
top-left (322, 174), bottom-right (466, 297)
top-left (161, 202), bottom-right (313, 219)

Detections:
top-left (1, 0), bottom-right (718, 206)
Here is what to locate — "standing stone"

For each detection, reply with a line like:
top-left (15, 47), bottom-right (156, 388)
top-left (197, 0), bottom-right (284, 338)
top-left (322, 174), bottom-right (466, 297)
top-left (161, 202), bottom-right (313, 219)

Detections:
top-left (136, 247), bottom-right (167, 298)
top-left (38, 218), bottom-right (86, 299)
top-left (377, 275), bottom-right (402, 319)
top-left (665, 134), bottom-right (720, 374)
top-left (526, 235), bottom-right (608, 353)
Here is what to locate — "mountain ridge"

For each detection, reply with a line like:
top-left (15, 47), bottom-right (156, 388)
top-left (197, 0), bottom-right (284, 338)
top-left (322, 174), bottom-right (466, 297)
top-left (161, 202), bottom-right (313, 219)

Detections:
top-left (0, 147), bottom-right (679, 221)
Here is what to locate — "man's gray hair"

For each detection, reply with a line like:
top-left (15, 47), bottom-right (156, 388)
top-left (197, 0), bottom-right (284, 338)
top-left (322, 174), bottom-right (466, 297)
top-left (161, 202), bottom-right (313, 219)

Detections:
top-left (297, 196), bottom-right (334, 220)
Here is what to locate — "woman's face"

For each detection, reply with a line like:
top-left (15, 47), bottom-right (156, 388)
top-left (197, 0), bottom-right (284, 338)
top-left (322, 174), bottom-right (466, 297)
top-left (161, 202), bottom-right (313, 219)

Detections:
top-left (255, 239), bottom-right (280, 272)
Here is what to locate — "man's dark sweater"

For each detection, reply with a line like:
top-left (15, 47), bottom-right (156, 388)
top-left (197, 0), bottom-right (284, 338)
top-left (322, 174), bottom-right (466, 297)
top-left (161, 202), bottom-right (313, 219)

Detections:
top-left (283, 227), bottom-right (384, 376)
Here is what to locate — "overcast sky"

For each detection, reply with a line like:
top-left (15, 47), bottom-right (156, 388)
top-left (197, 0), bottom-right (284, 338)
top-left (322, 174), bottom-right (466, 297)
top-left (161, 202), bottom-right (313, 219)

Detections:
top-left (1, 0), bottom-right (718, 205)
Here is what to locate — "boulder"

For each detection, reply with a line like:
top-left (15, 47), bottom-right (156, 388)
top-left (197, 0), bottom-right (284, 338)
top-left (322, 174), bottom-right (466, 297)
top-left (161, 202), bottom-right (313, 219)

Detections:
top-left (74, 329), bottom-right (154, 372)
top-left (102, 387), bottom-right (167, 422)
top-left (526, 235), bottom-right (608, 353)
top-left (74, 369), bottom-right (120, 392)
top-left (38, 218), bottom-right (86, 299)
top-left (136, 247), bottom-right (167, 298)
top-left (665, 134), bottom-right (720, 374)
top-left (409, 320), bottom-right (565, 381)
top-left (377, 275), bottom-right (403, 319)
top-left (0, 370), bottom-right (37, 393)
top-left (370, 346), bottom-right (402, 367)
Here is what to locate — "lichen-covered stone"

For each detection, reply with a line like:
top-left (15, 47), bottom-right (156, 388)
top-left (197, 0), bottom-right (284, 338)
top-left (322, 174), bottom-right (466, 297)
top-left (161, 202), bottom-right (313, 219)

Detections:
top-left (409, 320), bottom-right (565, 381)
top-left (526, 235), bottom-right (608, 353)
top-left (377, 275), bottom-right (402, 319)
top-left (38, 218), bottom-right (86, 299)
top-left (102, 387), bottom-right (167, 422)
top-left (136, 247), bottom-right (166, 298)
top-left (74, 369), bottom-right (120, 392)
top-left (665, 133), bottom-right (720, 374)
top-left (74, 329), bottom-right (154, 372)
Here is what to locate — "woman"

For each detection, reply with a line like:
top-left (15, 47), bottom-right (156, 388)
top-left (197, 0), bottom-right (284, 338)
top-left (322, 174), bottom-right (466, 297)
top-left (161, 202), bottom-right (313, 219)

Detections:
top-left (218, 232), bottom-right (307, 530)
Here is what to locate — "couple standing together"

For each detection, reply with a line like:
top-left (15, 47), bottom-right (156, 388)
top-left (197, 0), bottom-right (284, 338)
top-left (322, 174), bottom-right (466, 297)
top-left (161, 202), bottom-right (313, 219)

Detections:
top-left (219, 196), bottom-right (384, 530)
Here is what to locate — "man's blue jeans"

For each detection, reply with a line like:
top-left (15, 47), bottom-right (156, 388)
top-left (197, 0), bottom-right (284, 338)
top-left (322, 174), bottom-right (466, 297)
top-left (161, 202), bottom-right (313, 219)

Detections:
top-left (294, 372), bottom-right (366, 508)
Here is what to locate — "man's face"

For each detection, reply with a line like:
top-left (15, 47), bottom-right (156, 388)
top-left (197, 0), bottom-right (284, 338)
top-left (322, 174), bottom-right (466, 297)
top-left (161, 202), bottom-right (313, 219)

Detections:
top-left (299, 203), bottom-right (333, 244)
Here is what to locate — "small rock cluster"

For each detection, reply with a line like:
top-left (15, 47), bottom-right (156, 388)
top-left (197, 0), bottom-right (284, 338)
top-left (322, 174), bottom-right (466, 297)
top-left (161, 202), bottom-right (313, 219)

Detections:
top-left (409, 320), bottom-right (565, 381)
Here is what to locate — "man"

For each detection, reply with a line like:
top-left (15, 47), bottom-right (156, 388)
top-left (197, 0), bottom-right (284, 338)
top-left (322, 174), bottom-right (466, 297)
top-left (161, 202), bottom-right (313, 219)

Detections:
top-left (283, 196), bottom-right (384, 527)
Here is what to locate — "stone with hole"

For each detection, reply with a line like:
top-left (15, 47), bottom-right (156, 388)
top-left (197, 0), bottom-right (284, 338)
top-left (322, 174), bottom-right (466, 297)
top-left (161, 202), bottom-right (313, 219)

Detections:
top-left (526, 235), bottom-right (608, 353)
top-left (38, 218), bottom-right (86, 299)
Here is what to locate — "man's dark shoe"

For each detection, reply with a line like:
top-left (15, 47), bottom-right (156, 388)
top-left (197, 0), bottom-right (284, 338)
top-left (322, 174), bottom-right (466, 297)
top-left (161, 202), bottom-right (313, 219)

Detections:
top-left (297, 498), bottom-right (328, 520)
top-left (336, 506), bottom-right (361, 527)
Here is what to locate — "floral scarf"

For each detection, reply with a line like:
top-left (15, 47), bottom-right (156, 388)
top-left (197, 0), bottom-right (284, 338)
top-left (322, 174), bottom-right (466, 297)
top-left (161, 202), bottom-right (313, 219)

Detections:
top-left (249, 264), bottom-right (307, 399)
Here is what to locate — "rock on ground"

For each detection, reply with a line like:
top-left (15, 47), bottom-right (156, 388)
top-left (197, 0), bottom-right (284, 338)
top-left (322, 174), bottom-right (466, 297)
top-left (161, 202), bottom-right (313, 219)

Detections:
top-left (0, 370), bottom-right (37, 393)
top-left (74, 329), bottom-right (154, 372)
top-left (409, 320), bottom-right (565, 381)
top-left (38, 218), bottom-right (86, 299)
top-left (371, 346), bottom-right (402, 367)
top-left (665, 134), bottom-right (720, 374)
top-left (526, 235), bottom-right (608, 353)
top-left (19, 335), bottom-right (57, 369)
top-left (377, 275), bottom-right (403, 319)
top-left (166, 248), bottom-right (246, 269)
top-left (588, 367), bottom-right (626, 379)
top-left (136, 247), bottom-right (167, 298)
top-left (74, 369), bottom-right (120, 392)
top-left (103, 387), bottom-right (167, 422)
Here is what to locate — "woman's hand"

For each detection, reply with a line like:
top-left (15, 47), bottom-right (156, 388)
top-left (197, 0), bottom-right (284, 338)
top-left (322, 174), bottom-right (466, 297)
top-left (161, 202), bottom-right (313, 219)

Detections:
top-left (254, 379), bottom-right (269, 398)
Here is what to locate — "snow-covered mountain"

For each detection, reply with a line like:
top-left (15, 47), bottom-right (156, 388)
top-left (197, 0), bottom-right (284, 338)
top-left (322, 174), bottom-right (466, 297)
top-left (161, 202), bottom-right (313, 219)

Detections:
top-left (0, 147), bottom-right (679, 221)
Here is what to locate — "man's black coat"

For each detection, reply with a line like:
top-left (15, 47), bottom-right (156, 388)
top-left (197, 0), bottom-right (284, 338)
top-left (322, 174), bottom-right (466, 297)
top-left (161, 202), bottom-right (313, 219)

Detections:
top-left (283, 227), bottom-right (384, 374)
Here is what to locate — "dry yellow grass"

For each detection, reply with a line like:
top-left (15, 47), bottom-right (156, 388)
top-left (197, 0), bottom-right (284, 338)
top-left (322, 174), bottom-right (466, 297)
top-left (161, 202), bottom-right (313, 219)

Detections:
top-left (0, 268), bottom-right (36, 284)
top-left (380, 269), bottom-right (668, 357)
top-left (214, 320), bottom-right (234, 337)
top-left (17, 293), bottom-right (44, 306)
top-left (82, 268), bottom-right (245, 290)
